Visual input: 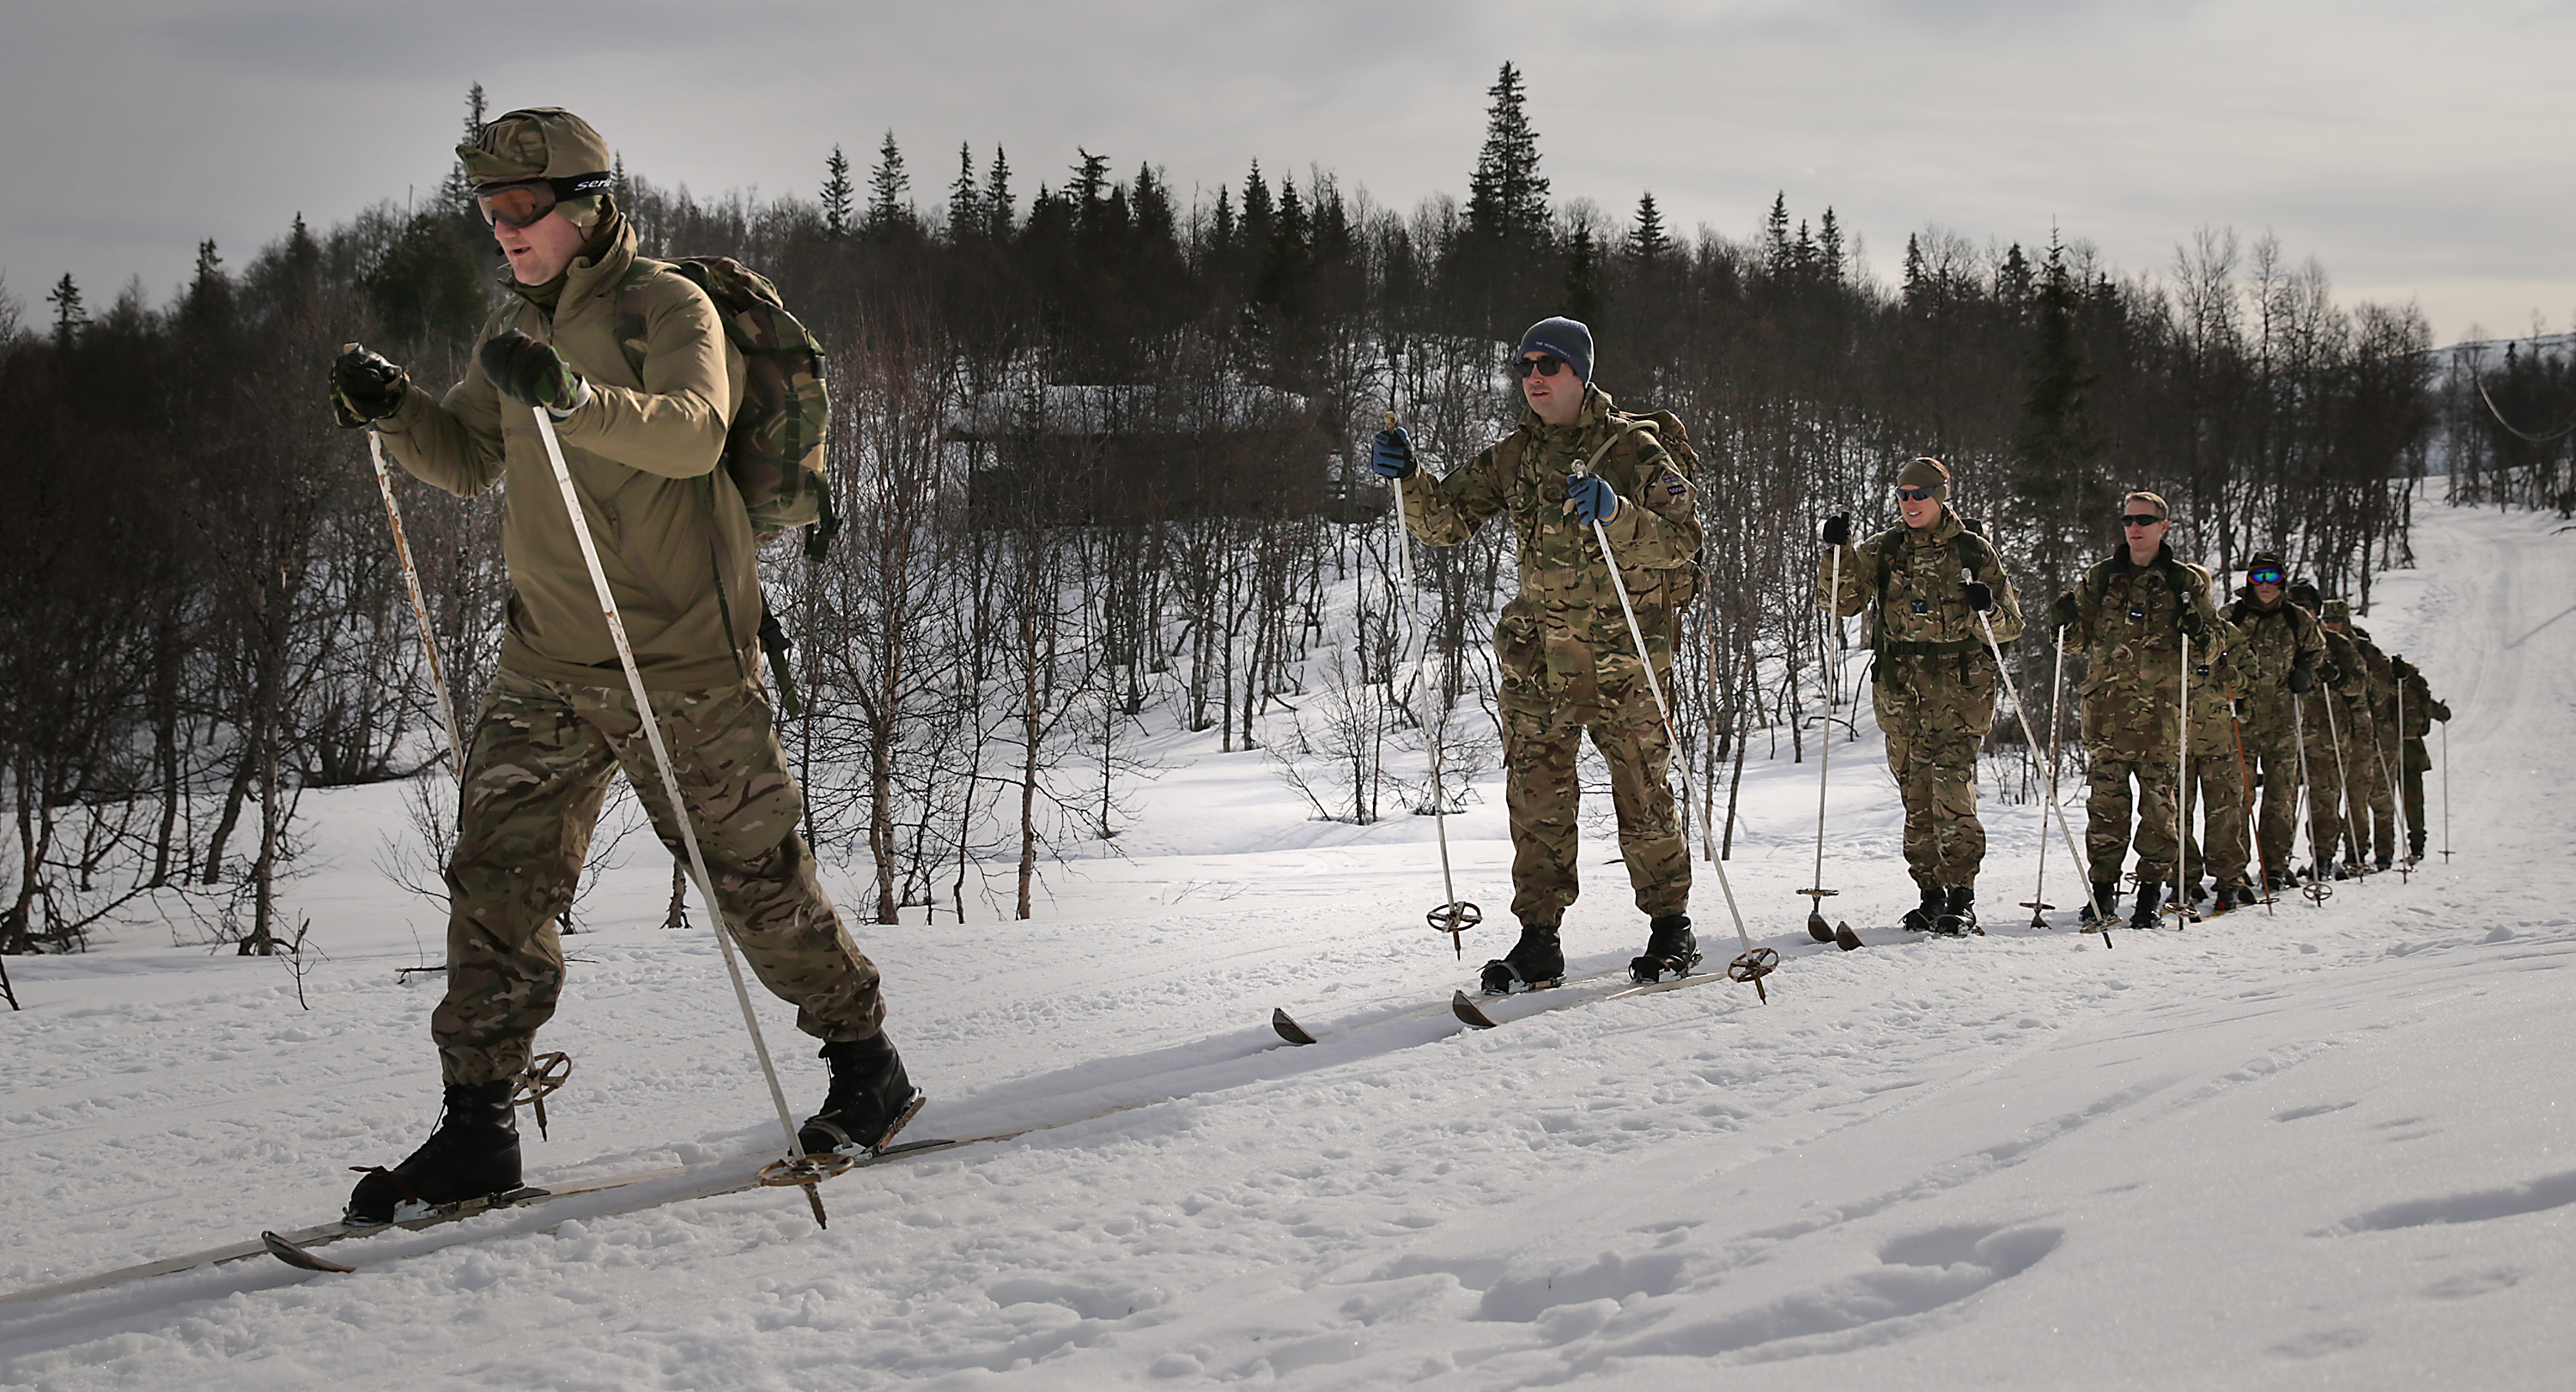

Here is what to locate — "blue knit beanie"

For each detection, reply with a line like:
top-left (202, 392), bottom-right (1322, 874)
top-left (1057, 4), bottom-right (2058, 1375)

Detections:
top-left (1516, 317), bottom-right (1594, 382)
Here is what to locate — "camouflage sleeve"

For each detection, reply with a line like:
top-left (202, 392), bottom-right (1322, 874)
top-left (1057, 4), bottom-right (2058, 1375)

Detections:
top-left (549, 277), bottom-right (732, 479)
top-left (1976, 539), bottom-right (2025, 645)
top-left (2064, 565), bottom-right (2107, 656)
top-left (1817, 538), bottom-right (1874, 617)
top-left (1600, 433), bottom-right (1702, 568)
top-left (375, 323), bottom-right (508, 498)
top-left (2294, 609), bottom-right (2328, 673)
top-left (1400, 440), bottom-right (1510, 548)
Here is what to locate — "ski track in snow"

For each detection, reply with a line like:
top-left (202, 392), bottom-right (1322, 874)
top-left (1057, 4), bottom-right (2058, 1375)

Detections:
top-left (3, 500), bottom-right (2573, 1390)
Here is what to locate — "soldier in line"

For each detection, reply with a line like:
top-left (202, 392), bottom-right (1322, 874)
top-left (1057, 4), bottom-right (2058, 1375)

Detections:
top-left (2322, 599), bottom-right (2402, 872)
top-left (2287, 581), bottom-right (2366, 881)
top-left (2391, 655), bottom-right (2451, 862)
top-left (1815, 458), bottom-right (2025, 935)
top-left (2177, 632), bottom-right (2257, 914)
top-left (2218, 552), bottom-right (2328, 892)
top-left (325, 108), bottom-right (916, 1224)
top-left (2053, 491), bottom-right (2222, 929)
top-left (1370, 318), bottom-right (1708, 991)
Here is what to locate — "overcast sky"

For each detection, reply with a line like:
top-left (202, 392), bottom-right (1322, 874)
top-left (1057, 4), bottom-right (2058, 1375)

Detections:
top-left (6, 0), bottom-right (2569, 348)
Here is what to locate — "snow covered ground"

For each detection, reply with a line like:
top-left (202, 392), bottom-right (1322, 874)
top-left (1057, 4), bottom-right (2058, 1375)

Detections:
top-left (4, 498), bottom-right (2572, 1391)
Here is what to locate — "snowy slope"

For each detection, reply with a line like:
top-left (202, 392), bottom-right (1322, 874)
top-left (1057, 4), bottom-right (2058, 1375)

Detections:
top-left (3, 500), bottom-right (2572, 1391)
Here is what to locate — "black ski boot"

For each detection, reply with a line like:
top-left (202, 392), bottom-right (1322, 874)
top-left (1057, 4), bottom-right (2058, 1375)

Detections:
top-left (1630, 915), bottom-right (1701, 983)
top-left (1899, 885), bottom-right (1945, 933)
top-left (2373, 855), bottom-right (2393, 873)
top-left (2211, 882), bottom-right (2250, 915)
top-left (347, 1079), bottom-right (521, 1225)
top-left (1480, 923), bottom-right (1564, 994)
top-left (799, 1034), bottom-right (926, 1157)
top-left (2180, 878), bottom-right (2208, 905)
top-left (1931, 884), bottom-right (1978, 937)
top-left (2077, 881), bottom-right (2120, 927)
top-left (2128, 880), bottom-right (2166, 929)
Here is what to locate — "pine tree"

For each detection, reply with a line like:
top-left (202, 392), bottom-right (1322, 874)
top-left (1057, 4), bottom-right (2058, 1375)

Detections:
top-left (866, 131), bottom-right (912, 241)
top-left (821, 144), bottom-right (856, 239)
top-left (438, 82), bottom-right (489, 218)
top-left (181, 239), bottom-right (233, 337)
top-left (1628, 191), bottom-right (1670, 265)
top-left (1762, 193), bottom-right (1792, 277)
top-left (1563, 222), bottom-right (1600, 322)
top-left (1133, 163), bottom-right (1176, 249)
top-left (947, 143), bottom-right (982, 243)
top-left (2010, 232), bottom-right (2112, 591)
top-left (1817, 208), bottom-right (1845, 286)
top-left (985, 146), bottom-right (1015, 240)
top-left (1465, 62), bottom-right (1550, 246)
top-left (46, 273), bottom-right (84, 351)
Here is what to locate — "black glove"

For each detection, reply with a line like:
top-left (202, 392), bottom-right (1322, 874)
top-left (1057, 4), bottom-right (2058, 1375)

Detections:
top-left (1368, 428), bottom-right (1415, 479)
top-left (2178, 606), bottom-right (2206, 639)
top-left (1820, 514), bottom-right (1851, 547)
top-left (330, 343), bottom-right (409, 428)
top-left (2287, 666), bottom-right (2317, 695)
top-left (2390, 657), bottom-right (2416, 680)
top-left (2319, 661), bottom-right (2346, 690)
top-left (479, 330), bottom-right (592, 416)
top-left (2050, 592), bottom-right (2079, 631)
top-left (1963, 581), bottom-right (1995, 613)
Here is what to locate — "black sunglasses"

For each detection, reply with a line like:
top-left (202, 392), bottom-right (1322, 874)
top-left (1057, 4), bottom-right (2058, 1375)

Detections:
top-left (1515, 355), bottom-right (1569, 379)
top-left (2123, 514), bottom-right (2165, 527)
top-left (1895, 487), bottom-right (1936, 502)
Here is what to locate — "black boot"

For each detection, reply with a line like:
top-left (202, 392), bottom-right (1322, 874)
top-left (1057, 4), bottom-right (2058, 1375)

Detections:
top-left (2129, 880), bottom-right (2166, 929)
top-left (2180, 878), bottom-right (2208, 904)
top-left (2078, 881), bottom-right (2120, 926)
top-left (1899, 885), bottom-right (1945, 933)
top-left (1932, 884), bottom-right (1978, 936)
top-left (2212, 882), bottom-right (2249, 915)
top-left (799, 1034), bottom-right (925, 1157)
top-left (1481, 923), bottom-right (1564, 994)
top-left (1630, 914), bottom-right (1701, 983)
top-left (347, 1079), bottom-right (521, 1225)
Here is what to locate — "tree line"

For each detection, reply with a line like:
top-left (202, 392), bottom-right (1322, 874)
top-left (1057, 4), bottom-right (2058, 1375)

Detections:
top-left (3, 65), bottom-right (2518, 965)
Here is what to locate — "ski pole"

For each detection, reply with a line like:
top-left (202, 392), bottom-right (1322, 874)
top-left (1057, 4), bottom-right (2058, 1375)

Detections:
top-left (1571, 452), bottom-right (1777, 1000)
top-left (1801, 538), bottom-right (1842, 943)
top-left (1977, 611), bottom-right (2105, 946)
top-left (2384, 679), bottom-right (2410, 880)
top-left (368, 431), bottom-right (465, 781)
top-left (2166, 629), bottom-right (2191, 926)
top-left (2290, 691), bottom-right (2326, 906)
top-left (2318, 680), bottom-right (2354, 882)
top-left (2439, 719), bottom-right (2451, 862)
top-left (527, 406), bottom-right (840, 1227)
top-left (2228, 705), bottom-right (2274, 915)
top-left (2020, 623), bottom-right (2074, 928)
top-left (1382, 411), bottom-right (1479, 956)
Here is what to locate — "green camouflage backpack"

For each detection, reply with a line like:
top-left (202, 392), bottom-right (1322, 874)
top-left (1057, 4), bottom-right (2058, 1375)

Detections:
top-left (616, 256), bottom-right (838, 558)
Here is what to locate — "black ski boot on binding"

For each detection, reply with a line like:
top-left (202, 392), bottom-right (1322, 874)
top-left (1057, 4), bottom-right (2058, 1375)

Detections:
top-left (1480, 923), bottom-right (1564, 994)
top-left (1900, 885), bottom-right (1945, 933)
top-left (799, 1034), bottom-right (926, 1157)
top-left (2077, 881), bottom-right (2120, 927)
top-left (1630, 915), bottom-right (1701, 983)
top-left (346, 1079), bottom-right (521, 1225)
top-left (1931, 885), bottom-right (1978, 937)
top-left (2129, 881), bottom-right (2166, 929)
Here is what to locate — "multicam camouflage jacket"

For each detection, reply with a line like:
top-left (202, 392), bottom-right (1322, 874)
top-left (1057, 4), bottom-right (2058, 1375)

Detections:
top-left (2221, 587), bottom-right (2328, 735)
top-left (1400, 385), bottom-right (1704, 713)
top-left (2066, 542), bottom-right (2223, 705)
top-left (1816, 507), bottom-right (2025, 656)
top-left (2342, 624), bottom-right (2401, 731)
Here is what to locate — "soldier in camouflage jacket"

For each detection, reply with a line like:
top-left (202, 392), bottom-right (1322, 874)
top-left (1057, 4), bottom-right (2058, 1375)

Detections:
top-left (2219, 552), bottom-right (2326, 888)
top-left (2323, 600), bottom-right (2403, 870)
top-left (2391, 655), bottom-right (2450, 860)
top-left (1816, 457), bottom-right (2024, 934)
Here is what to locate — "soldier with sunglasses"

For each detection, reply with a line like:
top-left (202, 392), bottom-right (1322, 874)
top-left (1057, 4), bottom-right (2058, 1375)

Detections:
top-left (2217, 550), bottom-right (2328, 892)
top-left (2050, 492), bottom-right (2223, 928)
top-left (1370, 318), bottom-right (1707, 992)
top-left (1816, 457), bottom-right (2025, 936)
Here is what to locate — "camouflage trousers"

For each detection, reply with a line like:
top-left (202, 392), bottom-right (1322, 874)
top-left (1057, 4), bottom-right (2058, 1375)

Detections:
top-left (1502, 675), bottom-right (1690, 927)
top-left (2239, 725), bottom-right (2305, 879)
top-left (432, 669), bottom-right (884, 1086)
top-left (1873, 651), bottom-right (1999, 891)
top-left (2346, 732), bottom-right (2401, 864)
top-left (2298, 697), bottom-right (2348, 873)
top-left (2178, 751), bottom-right (2251, 889)
top-left (2402, 741), bottom-right (2432, 855)
top-left (2080, 686), bottom-right (2184, 883)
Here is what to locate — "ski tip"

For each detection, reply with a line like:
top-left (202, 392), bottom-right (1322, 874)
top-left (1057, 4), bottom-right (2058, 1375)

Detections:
top-left (1271, 1008), bottom-right (1318, 1046)
top-left (1832, 922), bottom-right (1862, 951)
top-left (1450, 990), bottom-right (1499, 1030)
top-left (262, 1231), bottom-right (355, 1274)
top-left (1805, 916), bottom-right (1836, 944)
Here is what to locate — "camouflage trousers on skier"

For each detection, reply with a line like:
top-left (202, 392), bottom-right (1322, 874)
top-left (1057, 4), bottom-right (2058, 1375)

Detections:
top-left (432, 669), bottom-right (884, 1086)
top-left (2239, 725), bottom-right (2304, 882)
top-left (2348, 729), bottom-right (2401, 864)
top-left (2402, 742), bottom-right (2433, 857)
top-left (2178, 751), bottom-right (2251, 890)
top-left (1502, 672), bottom-right (1690, 927)
top-left (2298, 697), bottom-right (2348, 874)
top-left (2081, 696), bottom-right (2182, 884)
top-left (1873, 650), bottom-right (2000, 891)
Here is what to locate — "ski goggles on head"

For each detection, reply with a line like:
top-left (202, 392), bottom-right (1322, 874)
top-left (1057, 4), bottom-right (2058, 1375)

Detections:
top-left (473, 172), bottom-right (613, 228)
top-left (2248, 566), bottom-right (2285, 585)
top-left (1514, 354), bottom-right (1571, 379)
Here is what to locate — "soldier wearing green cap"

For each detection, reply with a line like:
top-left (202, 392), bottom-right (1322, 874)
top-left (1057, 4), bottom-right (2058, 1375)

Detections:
top-left (2218, 550), bottom-right (2327, 891)
top-left (324, 106), bottom-right (916, 1226)
top-left (1369, 318), bottom-right (1707, 992)
top-left (1816, 456), bottom-right (2026, 936)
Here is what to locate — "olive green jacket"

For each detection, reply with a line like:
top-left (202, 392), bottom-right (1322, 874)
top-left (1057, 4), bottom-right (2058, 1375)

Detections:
top-left (377, 217), bottom-right (758, 690)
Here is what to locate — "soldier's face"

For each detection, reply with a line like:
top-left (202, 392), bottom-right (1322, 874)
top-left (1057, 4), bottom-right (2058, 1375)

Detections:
top-left (1896, 488), bottom-right (1939, 528)
top-left (1519, 353), bottom-right (1583, 426)
top-left (494, 209), bottom-right (587, 285)
top-left (2252, 580), bottom-right (2281, 603)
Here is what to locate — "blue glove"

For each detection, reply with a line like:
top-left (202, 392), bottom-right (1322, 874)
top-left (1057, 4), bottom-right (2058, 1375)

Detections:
top-left (1369, 428), bottom-right (1415, 479)
top-left (1566, 473), bottom-right (1620, 524)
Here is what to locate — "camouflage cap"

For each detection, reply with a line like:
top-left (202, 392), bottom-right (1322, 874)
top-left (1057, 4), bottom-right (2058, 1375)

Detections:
top-left (2246, 549), bottom-right (2287, 574)
top-left (459, 107), bottom-right (613, 185)
top-left (2287, 579), bottom-right (2321, 608)
top-left (2320, 599), bottom-right (2351, 623)
top-left (1895, 457), bottom-right (1950, 500)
